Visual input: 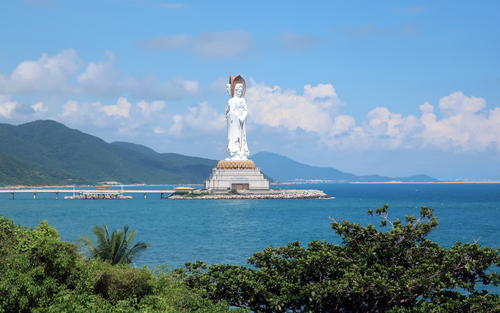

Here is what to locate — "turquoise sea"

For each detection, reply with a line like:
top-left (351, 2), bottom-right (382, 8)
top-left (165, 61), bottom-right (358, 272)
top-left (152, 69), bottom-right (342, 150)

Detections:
top-left (1, 183), bottom-right (499, 281)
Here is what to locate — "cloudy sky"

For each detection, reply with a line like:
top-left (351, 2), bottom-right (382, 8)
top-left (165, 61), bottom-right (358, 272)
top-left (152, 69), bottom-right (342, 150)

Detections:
top-left (1, 0), bottom-right (499, 180)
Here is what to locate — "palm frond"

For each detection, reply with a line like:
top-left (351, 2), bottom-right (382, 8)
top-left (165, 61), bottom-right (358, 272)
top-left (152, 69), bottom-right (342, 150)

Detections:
top-left (124, 241), bottom-right (150, 263)
top-left (77, 235), bottom-right (96, 258)
top-left (82, 224), bottom-right (149, 264)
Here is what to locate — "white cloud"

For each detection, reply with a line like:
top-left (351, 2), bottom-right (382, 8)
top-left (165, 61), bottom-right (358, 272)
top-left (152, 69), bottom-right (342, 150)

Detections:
top-left (169, 101), bottom-right (225, 136)
top-left (54, 96), bottom-right (173, 137)
top-left (322, 91), bottom-right (500, 152)
top-left (101, 97), bottom-right (131, 118)
top-left (0, 49), bottom-right (198, 100)
top-left (137, 100), bottom-right (166, 114)
top-left (246, 82), bottom-right (341, 133)
top-left (153, 127), bottom-right (167, 134)
top-left (0, 49), bottom-right (81, 95)
top-left (417, 92), bottom-right (499, 150)
top-left (134, 76), bottom-right (199, 99)
top-left (331, 115), bottom-right (355, 136)
top-left (60, 100), bottom-right (79, 118)
top-left (77, 52), bottom-right (198, 99)
top-left (243, 83), bottom-right (500, 152)
top-left (366, 107), bottom-right (415, 137)
top-left (419, 101), bottom-right (434, 113)
top-left (363, 107), bottom-right (420, 149)
top-left (2, 55), bottom-right (499, 157)
top-left (77, 51), bottom-right (120, 97)
top-left (31, 102), bottom-right (48, 114)
top-left (438, 91), bottom-right (485, 116)
top-left (0, 95), bottom-right (17, 118)
top-left (141, 31), bottom-right (252, 58)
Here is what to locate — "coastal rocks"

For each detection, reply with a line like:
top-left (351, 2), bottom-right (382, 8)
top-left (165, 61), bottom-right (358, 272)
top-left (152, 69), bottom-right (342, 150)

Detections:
top-left (168, 189), bottom-right (329, 200)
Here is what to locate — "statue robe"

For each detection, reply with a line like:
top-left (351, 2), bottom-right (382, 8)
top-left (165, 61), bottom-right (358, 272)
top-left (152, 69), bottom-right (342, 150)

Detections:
top-left (226, 97), bottom-right (249, 160)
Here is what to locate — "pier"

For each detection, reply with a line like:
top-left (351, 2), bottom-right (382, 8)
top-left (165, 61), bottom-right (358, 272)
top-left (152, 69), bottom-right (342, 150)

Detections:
top-left (0, 189), bottom-right (175, 200)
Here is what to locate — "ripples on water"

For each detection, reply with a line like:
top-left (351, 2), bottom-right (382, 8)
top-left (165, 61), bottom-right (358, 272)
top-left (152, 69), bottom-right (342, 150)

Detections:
top-left (1, 183), bottom-right (498, 272)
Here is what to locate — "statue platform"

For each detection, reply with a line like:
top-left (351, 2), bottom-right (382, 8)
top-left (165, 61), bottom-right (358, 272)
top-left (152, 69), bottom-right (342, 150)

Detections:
top-left (205, 160), bottom-right (270, 191)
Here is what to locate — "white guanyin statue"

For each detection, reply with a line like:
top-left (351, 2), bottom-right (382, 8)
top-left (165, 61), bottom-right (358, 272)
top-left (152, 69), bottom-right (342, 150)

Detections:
top-left (204, 74), bottom-right (269, 190)
top-left (225, 75), bottom-right (249, 160)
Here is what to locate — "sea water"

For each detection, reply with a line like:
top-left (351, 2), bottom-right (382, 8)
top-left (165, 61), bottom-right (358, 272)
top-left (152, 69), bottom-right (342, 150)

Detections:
top-left (1, 183), bottom-right (499, 280)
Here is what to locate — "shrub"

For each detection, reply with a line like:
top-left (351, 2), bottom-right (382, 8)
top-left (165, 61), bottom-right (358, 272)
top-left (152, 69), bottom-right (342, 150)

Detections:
top-left (180, 206), bottom-right (500, 313)
top-left (0, 217), bottom-right (84, 313)
top-left (0, 216), bottom-right (240, 313)
top-left (94, 265), bottom-right (154, 302)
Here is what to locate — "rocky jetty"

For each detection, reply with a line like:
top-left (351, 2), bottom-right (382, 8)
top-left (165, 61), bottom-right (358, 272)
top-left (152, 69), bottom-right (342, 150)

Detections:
top-left (168, 189), bottom-right (329, 200)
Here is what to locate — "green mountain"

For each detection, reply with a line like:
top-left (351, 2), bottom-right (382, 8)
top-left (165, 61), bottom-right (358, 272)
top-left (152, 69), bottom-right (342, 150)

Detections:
top-left (0, 153), bottom-right (71, 185)
top-left (0, 120), bottom-right (437, 186)
top-left (251, 152), bottom-right (438, 182)
top-left (0, 120), bottom-right (216, 185)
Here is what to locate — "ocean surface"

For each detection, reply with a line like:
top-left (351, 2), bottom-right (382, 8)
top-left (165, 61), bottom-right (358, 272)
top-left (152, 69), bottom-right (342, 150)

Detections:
top-left (1, 183), bottom-right (499, 291)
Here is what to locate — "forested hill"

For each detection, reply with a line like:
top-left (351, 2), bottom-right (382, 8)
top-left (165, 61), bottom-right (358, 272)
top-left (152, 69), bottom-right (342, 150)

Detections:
top-left (0, 120), bottom-right (437, 186)
top-left (0, 120), bottom-right (216, 185)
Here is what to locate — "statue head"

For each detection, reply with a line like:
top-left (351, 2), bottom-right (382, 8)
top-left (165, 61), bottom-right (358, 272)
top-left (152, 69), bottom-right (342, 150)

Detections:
top-left (234, 83), bottom-right (244, 98)
top-left (228, 75), bottom-right (246, 97)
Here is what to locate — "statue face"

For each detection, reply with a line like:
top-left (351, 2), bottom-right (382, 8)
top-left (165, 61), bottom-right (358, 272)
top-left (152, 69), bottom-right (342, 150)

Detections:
top-left (234, 83), bottom-right (244, 97)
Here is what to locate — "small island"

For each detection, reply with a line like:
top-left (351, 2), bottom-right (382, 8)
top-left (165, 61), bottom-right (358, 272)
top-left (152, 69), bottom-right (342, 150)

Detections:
top-left (169, 188), bottom-right (329, 200)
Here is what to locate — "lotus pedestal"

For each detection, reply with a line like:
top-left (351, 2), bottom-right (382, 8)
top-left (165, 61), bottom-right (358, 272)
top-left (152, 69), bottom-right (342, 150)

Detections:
top-left (205, 160), bottom-right (270, 191)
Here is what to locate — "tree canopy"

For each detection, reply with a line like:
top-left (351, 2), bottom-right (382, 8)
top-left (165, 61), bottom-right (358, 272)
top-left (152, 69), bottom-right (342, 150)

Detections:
top-left (1, 206), bottom-right (498, 313)
top-left (0, 216), bottom-right (242, 313)
top-left (178, 206), bottom-right (499, 313)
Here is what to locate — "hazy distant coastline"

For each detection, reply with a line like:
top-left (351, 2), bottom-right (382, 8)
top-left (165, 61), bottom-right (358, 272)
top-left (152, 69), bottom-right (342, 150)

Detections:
top-left (3, 181), bottom-right (500, 190)
top-left (282, 180), bottom-right (500, 184)
top-left (273, 180), bottom-right (500, 185)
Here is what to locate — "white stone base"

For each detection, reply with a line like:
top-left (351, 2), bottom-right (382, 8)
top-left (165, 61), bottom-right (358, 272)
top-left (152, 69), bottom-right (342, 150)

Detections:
top-left (205, 168), bottom-right (270, 190)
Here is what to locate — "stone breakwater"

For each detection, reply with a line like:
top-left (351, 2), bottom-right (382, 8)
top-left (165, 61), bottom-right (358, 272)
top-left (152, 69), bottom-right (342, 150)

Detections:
top-left (168, 189), bottom-right (330, 200)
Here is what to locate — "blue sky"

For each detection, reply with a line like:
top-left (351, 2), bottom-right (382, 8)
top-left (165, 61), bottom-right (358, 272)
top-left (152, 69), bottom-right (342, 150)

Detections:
top-left (1, 0), bottom-right (499, 180)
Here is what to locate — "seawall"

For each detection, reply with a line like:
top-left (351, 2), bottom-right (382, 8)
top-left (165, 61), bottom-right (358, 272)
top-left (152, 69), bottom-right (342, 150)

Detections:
top-left (168, 189), bottom-right (329, 200)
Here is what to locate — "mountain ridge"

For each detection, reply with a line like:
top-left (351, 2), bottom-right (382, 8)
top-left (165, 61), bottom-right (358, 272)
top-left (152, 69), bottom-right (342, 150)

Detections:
top-left (0, 120), bottom-right (215, 185)
top-left (0, 120), bottom-right (437, 185)
top-left (252, 152), bottom-right (437, 183)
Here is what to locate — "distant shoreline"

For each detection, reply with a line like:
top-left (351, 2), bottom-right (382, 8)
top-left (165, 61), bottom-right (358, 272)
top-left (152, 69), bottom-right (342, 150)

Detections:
top-left (347, 181), bottom-right (500, 184)
top-left (0, 183), bottom-right (202, 189)
top-left (2, 181), bottom-right (500, 189)
top-left (273, 181), bottom-right (500, 185)
top-left (271, 180), bottom-right (500, 185)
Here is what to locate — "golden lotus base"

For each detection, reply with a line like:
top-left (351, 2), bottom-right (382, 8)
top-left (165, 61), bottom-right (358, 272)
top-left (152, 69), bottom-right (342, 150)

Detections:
top-left (206, 161), bottom-right (269, 190)
top-left (216, 160), bottom-right (256, 169)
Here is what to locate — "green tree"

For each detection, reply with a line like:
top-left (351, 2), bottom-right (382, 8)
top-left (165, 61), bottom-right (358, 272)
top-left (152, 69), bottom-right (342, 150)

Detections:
top-left (80, 225), bottom-right (149, 265)
top-left (178, 206), bottom-right (499, 313)
top-left (0, 217), bottom-right (84, 313)
top-left (0, 216), bottom-right (243, 313)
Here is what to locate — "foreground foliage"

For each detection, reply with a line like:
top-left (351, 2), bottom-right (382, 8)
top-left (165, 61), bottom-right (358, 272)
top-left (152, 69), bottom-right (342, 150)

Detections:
top-left (0, 216), bottom-right (243, 313)
top-left (1, 206), bottom-right (498, 313)
top-left (178, 206), bottom-right (499, 313)
top-left (80, 225), bottom-right (149, 265)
